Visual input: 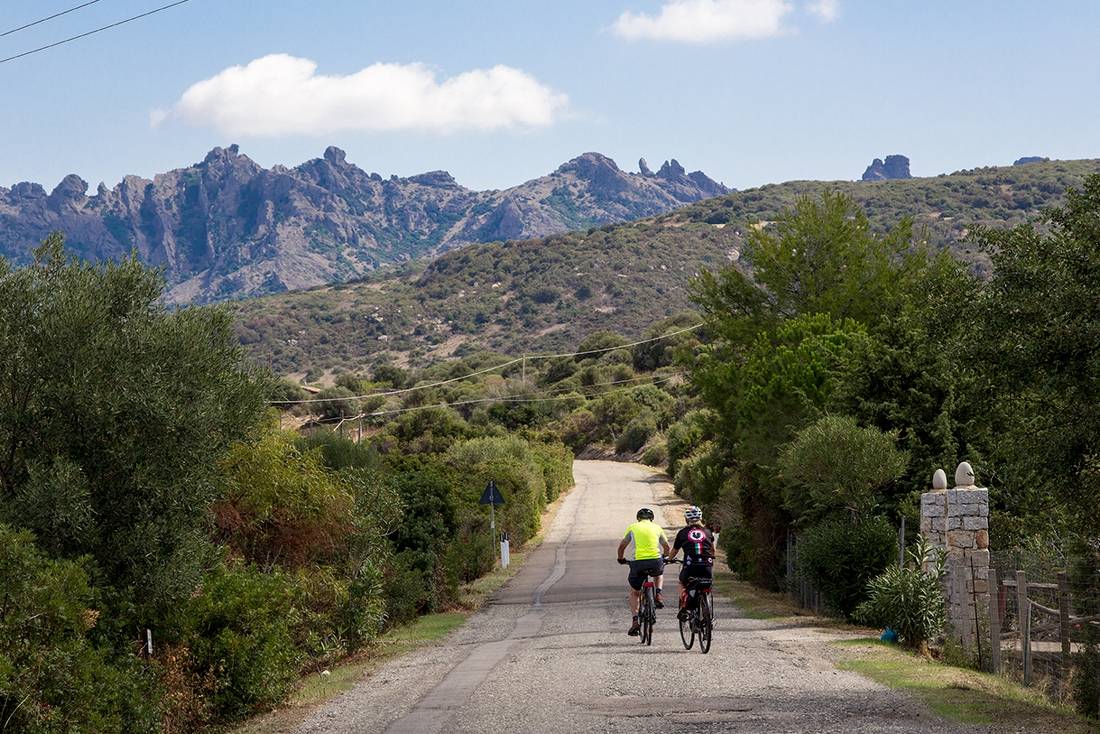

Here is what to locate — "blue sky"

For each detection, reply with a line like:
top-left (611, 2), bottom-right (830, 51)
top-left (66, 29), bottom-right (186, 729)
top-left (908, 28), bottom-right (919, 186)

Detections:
top-left (3, 0), bottom-right (1100, 193)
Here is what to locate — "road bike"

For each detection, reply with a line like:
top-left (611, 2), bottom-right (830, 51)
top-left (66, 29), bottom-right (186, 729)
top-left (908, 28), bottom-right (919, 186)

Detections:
top-left (668, 560), bottom-right (714, 654)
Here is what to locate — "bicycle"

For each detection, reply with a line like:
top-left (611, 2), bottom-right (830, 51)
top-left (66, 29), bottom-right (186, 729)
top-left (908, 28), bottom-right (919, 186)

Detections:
top-left (638, 567), bottom-right (661, 645)
top-left (668, 559), bottom-right (714, 654)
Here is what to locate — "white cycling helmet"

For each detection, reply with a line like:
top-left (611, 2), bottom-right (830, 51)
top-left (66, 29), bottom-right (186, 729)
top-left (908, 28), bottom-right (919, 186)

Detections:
top-left (684, 506), bottom-right (703, 523)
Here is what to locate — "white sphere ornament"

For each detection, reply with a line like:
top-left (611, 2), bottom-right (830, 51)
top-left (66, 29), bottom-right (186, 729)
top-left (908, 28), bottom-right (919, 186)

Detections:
top-left (932, 469), bottom-right (948, 490)
top-left (954, 461), bottom-right (975, 488)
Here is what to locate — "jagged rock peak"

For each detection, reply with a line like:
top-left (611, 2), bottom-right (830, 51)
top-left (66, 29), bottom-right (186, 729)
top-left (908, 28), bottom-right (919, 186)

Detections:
top-left (657, 159), bottom-right (687, 179)
top-left (50, 174), bottom-right (88, 200)
top-left (556, 152), bottom-right (621, 175)
top-left (639, 157), bottom-right (653, 176)
top-left (203, 144), bottom-right (242, 164)
top-left (324, 146), bottom-right (348, 165)
top-left (1013, 156), bottom-right (1049, 166)
top-left (862, 154), bottom-right (911, 181)
top-left (407, 170), bottom-right (458, 187)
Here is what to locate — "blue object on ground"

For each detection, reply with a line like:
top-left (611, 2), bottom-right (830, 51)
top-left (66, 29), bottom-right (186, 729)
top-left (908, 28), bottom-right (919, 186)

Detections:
top-left (880, 628), bottom-right (899, 643)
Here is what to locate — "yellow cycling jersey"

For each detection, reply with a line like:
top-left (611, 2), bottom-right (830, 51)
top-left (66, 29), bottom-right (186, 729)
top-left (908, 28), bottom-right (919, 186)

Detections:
top-left (623, 519), bottom-right (667, 561)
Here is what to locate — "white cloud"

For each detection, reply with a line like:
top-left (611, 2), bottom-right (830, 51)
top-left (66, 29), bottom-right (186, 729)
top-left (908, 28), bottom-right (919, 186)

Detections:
top-left (612, 0), bottom-right (793, 43)
top-left (808, 0), bottom-right (839, 22)
top-left (157, 54), bottom-right (569, 137)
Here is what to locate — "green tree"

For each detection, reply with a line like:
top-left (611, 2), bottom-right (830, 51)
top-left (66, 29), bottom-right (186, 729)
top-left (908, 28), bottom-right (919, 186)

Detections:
top-left (971, 175), bottom-right (1100, 537)
top-left (779, 415), bottom-right (908, 526)
top-left (0, 236), bottom-right (266, 622)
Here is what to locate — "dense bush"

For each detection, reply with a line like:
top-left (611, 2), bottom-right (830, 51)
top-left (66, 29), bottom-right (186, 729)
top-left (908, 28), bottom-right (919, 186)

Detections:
top-left (615, 410), bottom-right (657, 454)
top-left (674, 441), bottom-right (726, 505)
top-left (0, 524), bottom-right (160, 734)
top-left (589, 391), bottom-right (645, 442)
top-left (560, 409), bottom-right (598, 453)
top-left (665, 409), bottom-right (713, 477)
top-left (315, 386), bottom-right (359, 419)
top-left (216, 430), bottom-right (359, 568)
top-left (855, 537), bottom-right (946, 649)
top-left (640, 438), bottom-right (668, 467)
top-left (297, 431), bottom-right (382, 471)
top-left (176, 563), bottom-right (301, 721)
top-left (531, 442), bottom-right (575, 502)
top-left (797, 516), bottom-right (897, 617)
top-left (444, 436), bottom-right (550, 546)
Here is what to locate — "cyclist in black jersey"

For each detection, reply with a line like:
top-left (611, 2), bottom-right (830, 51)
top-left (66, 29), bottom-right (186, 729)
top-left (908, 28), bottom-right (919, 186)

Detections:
top-left (666, 505), bottom-right (716, 620)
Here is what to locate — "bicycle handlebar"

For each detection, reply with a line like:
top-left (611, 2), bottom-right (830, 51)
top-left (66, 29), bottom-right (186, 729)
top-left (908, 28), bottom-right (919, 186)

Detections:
top-left (616, 557), bottom-right (683, 564)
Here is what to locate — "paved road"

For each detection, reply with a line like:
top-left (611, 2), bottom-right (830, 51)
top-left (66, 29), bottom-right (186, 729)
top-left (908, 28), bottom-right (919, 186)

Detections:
top-left (295, 461), bottom-right (970, 733)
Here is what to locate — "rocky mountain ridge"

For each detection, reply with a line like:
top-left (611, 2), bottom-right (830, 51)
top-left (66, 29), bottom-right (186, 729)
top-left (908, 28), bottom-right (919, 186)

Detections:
top-left (0, 146), bottom-right (727, 304)
top-left (862, 154), bottom-right (912, 181)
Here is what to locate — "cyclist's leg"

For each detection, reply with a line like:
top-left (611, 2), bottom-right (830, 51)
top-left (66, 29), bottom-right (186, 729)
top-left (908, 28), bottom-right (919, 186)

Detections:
top-left (626, 562), bottom-right (645, 634)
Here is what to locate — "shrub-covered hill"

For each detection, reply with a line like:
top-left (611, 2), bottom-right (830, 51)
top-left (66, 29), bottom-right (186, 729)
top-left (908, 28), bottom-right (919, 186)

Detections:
top-left (235, 158), bottom-right (1100, 377)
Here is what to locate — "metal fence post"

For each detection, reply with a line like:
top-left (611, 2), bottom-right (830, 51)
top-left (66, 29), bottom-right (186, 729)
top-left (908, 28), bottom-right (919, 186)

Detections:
top-left (989, 567), bottom-right (1001, 674)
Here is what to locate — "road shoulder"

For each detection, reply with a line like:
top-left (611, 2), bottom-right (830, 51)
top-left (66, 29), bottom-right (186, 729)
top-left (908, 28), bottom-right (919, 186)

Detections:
top-left (231, 481), bottom-right (577, 734)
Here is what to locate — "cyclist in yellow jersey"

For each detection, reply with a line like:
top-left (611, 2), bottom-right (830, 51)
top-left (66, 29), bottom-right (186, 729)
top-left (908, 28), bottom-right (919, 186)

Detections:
top-left (616, 507), bottom-right (670, 636)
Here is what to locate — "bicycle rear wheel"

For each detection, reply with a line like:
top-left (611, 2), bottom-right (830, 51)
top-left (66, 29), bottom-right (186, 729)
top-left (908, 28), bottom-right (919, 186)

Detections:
top-left (698, 592), bottom-right (713, 654)
top-left (641, 586), bottom-right (655, 646)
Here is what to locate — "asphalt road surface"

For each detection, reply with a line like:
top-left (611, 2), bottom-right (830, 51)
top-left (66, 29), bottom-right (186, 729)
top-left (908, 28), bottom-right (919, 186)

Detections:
top-left (294, 460), bottom-right (972, 734)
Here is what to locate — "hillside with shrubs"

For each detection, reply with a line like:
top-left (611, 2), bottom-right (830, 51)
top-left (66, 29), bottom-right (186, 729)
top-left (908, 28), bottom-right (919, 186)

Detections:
top-left (234, 157), bottom-right (1100, 378)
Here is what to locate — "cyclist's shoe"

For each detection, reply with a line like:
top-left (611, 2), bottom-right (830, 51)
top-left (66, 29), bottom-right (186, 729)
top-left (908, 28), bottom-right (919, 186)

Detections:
top-left (677, 607), bottom-right (689, 621)
top-left (627, 616), bottom-right (640, 636)
top-left (655, 590), bottom-right (665, 609)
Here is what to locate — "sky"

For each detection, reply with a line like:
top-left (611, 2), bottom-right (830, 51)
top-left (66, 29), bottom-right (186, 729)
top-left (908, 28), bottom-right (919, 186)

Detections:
top-left (3, 0), bottom-right (1100, 193)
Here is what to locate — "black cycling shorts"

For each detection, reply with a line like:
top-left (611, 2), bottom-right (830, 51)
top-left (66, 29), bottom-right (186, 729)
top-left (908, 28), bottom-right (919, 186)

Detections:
top-left (678, 562), bottom-right (713, 587)
top-left (627, 558), bottom-right (665, 590)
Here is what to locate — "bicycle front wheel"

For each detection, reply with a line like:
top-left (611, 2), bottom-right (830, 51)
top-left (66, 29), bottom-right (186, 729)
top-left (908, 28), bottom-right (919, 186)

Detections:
top-left (679, 611), bottom-right (695, 650)
top-left (698, 593), bottom-right (713, 654)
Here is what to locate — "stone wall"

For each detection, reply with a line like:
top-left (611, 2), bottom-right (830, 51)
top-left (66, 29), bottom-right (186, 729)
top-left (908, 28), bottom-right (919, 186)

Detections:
top-left (920, 462), bottom-right (990, 646)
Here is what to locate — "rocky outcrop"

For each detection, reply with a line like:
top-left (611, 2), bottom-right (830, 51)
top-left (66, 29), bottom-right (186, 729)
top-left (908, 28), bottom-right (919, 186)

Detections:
top-left (0, 147), bottom-right (727, 304)
top-left (1013, 156), bottom-right (1049, 166)
top-left (862, 154), bottom-right (912, 181)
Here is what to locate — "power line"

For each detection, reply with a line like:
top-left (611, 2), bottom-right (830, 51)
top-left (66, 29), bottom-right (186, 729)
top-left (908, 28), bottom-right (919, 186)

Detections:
top-left (270, 323), bottom-right (702, 406)
top-left (0, 0), bottom-right (191, 65)
top-left (1, 0), bottom-right (105, 37)
top-left (527, 323), bottom-right (703, 361)
top-left (320, 373), bottom-right (683, 427)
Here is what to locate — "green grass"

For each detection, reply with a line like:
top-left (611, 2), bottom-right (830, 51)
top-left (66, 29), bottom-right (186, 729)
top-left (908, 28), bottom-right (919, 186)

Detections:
top-left (287, 612), bottom-right (468, 708)
top-left (835, 639), bottom-right (1097, 731)
top-left (712, 570), bottom-right (794, 620)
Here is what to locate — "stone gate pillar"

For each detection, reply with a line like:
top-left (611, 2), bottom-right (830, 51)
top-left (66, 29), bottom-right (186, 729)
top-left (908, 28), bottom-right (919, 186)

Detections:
top-left (920, 461), bottom-right (990, 647)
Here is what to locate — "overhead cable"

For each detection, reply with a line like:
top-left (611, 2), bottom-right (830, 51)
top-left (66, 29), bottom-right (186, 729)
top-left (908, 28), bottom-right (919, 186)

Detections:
top-left (270, 323), bottom-right (702, 406)
top-left (2, 0), bottom-right (105, 37)
top-left (319, 373), bottom-right (683, 427)
top-left (0, 0), bottom-right (191, 65)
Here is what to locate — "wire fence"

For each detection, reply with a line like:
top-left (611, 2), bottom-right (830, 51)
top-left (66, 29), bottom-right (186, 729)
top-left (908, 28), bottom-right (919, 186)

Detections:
top-left (785, 521), bottom-right (909, 617)
top-left (785, 532), bottom-right (824, 615)
top-left (986, 549), bottom-right (1100, 717)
